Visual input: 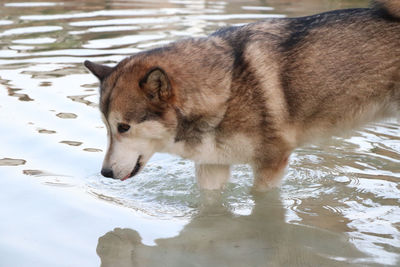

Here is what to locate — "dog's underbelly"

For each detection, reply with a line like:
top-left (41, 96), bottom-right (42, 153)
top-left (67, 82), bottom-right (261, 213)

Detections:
top-left (164, 133), bottom-right (255, 165)
top-left (298, 96), bottom-right (399, 145)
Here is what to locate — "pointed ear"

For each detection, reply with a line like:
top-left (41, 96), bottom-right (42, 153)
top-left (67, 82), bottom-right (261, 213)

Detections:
top-left (84, 60), bottom-right (113, 81)
top-left (139, 67), bottom-right (172, 102)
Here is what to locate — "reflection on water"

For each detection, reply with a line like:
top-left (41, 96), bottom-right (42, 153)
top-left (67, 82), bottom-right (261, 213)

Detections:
top-left (97, 192), bottom-right (365, 267)
top-left (0, 0), bottom-right (399, 266)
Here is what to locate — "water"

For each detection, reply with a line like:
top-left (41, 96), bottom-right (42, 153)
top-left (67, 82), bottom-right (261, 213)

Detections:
top-left (0, 0), bottom-right (399, 266)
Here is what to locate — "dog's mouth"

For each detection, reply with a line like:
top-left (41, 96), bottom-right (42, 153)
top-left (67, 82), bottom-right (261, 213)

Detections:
top-left (121, 155), bottom-right (142, 181)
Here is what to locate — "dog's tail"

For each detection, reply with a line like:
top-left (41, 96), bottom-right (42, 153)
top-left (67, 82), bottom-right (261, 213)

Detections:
top-left (372, 0), bottom-right (400, 19)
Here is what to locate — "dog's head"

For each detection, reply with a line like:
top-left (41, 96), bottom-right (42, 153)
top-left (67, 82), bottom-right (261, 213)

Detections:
top-left (84, 59), bottom-right (178, 180)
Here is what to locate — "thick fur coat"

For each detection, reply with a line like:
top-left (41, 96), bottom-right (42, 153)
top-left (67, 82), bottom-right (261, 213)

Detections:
top-left (85, 0), bottom-right (400, 191)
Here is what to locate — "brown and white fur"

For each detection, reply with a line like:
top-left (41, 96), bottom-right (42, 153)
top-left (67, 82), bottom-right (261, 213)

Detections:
top-left (85, 0), bottom-right (400, 191)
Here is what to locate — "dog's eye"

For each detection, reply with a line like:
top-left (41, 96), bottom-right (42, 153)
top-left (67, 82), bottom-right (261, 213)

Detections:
top-left (117, 123), bottom-right (130, 133)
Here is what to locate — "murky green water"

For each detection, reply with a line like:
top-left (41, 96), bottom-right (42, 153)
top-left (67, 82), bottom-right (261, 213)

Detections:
top-left (0, 0), bottom-right (399, 266)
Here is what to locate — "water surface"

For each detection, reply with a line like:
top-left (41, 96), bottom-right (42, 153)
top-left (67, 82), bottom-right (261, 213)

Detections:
top-left (0, 0), bottom-right (399, 266)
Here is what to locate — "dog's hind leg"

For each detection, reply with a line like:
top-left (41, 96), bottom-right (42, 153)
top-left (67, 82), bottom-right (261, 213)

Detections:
top-left (252, 156), bottom-right (289, 192)
top-left (195, 164), bottom-right (231, 190)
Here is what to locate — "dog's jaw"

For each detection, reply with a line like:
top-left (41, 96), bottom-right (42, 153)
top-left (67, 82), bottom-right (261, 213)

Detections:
top-left (121, 156), bottom-right (142, 181)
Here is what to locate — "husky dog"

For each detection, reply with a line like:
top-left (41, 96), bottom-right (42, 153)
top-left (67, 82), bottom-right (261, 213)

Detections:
top-left (85, 0), bottom-right (400, 191)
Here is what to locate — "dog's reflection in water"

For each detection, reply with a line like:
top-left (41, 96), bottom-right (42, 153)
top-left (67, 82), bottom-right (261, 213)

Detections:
top-left (96, 190), bottom-right (365, 267)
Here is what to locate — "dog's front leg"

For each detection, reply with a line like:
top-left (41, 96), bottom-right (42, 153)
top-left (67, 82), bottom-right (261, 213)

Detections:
top-left (195, 164), bottom-right (231, 190)
top-left (252, 156), bottom-right (289, 192)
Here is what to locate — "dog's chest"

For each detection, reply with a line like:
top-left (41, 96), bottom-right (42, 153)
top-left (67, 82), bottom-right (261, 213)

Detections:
top-left (168, 133), bottom-right (255, 165)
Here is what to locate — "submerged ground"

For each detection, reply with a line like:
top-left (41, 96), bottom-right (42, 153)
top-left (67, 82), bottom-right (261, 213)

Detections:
top-left (0, 0), bottom-right (399, 266)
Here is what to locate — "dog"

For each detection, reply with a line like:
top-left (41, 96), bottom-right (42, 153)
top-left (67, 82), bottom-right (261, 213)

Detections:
top-left (85, 0), bottom-right (400, 191)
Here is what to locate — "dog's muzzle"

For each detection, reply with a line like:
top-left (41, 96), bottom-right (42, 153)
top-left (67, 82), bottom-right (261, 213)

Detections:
top-left (100, 155), bottom-right (143, 181)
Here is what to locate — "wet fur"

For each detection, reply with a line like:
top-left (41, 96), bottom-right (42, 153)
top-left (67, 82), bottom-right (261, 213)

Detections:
top-left (85, 0), bottom-right (400, 191)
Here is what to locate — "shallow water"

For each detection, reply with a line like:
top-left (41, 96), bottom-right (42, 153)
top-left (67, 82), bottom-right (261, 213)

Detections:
top-left (0, 0), bottom-right (399, 266)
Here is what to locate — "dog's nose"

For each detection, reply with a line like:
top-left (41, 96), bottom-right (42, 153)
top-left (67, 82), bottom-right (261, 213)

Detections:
top-left (101, 168), bottom-right (114, 178)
